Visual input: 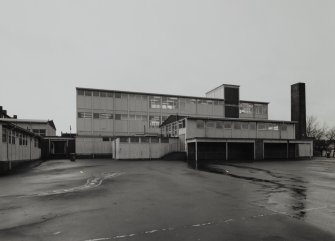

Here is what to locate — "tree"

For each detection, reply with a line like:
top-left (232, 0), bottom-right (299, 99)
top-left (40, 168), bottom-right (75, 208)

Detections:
top-left (306, 115), bottom-right (327, 140)
top-left (326, 127), bottom-right (335, 157)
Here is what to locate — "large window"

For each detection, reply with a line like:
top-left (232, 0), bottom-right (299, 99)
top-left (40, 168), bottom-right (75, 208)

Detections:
top-left (239, 103), bottom-right (254, 114)
top-left (224, 122), bottom-right (232, 129)
top-left (255, 104), bottom-right (268, 115)
top-left (149, 96), bottom-right (161, 109)
top-left (196, 120), bottom-right (205, 129)
top-left (2, 128), bottom-right (6, 142)
top-left (162, 97), bottom-right (178, 110)
top-left (33, 129), bottom-right (46, 137)
top-left (149, 115), bottom-right (160, 128)
top-left (78, 112), bottom-right (92, 118)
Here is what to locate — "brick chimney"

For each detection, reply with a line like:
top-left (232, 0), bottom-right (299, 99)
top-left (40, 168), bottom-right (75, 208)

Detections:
top-left (291, 83), bottom-right (307, 139)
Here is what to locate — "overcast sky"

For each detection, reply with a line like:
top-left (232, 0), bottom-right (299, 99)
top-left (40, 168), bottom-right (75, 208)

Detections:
top-left (0, 0), bottom-right (334, 134)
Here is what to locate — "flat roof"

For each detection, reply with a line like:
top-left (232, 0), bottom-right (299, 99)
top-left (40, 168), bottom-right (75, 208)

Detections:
top-left (160, 115), bottom-right (297, 126)
top-left (0, 118), bottom-right (56, 130)
top-left (206, 84), bottom-right (240, 95)
top-left (76, 87), bottom-right (269, 104)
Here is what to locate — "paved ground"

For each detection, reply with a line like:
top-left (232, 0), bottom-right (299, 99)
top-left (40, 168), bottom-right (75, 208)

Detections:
top-left (0, 158), bottom-right (335, 241)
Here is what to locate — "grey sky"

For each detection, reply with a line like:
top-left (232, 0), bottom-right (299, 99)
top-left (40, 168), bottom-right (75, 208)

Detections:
top-left (0, 0), bottom-right (334, 134)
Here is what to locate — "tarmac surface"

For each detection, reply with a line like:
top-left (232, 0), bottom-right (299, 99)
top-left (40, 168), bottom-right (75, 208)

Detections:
top-left (0, 158), bottom-right (335, 241)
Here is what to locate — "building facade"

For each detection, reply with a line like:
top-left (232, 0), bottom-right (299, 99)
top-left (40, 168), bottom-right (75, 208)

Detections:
top-left (76, 83), bottom-right (312, 160)
top-left (0, 120), bottom-right (42, 171)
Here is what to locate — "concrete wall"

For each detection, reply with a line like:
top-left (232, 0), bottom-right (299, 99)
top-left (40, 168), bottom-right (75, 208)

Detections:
top-left (0, 124), bottom-right (41, 162)
top-left (186, 119), bottom-right (295, 140)
top-left (113, 137), bottom-right (180, 160)
top-left (75, 136), bottom-right (114, 156)
top-left (77, 89), bottom-right (268, 136)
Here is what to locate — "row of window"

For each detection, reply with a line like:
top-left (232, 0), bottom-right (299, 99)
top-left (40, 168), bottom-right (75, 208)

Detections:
top-left (119, 137), bottom-right (169, 144)
top-left (32, 129), bottom-right (46, 137)
top-left (2, 128), bottom-right (39, 146)
top-left (195, 121), bottom-right (287, 131)
top-left (78, 90), bottom-right (267, 114)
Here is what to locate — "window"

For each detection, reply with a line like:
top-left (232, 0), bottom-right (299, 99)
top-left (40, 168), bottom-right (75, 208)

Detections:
top-left (121, 114), bottom-right (128, 120)
top-left (93, 113), bottom-right (100, 119)
top-left (129, 114), bottom-right (136, 120)
top-left (224, 122), bottom-right (232, 129)
top-left (151, 137), bottom-right (159, 143)
top-left (255, 104), bottom-right (268, 115)
top-left (239, 103), bottom-right (254, 114)
top-left (249, 123), bottom-right (256, 130)
top-left (179, 120), bottom-right (186, 129)
top-left (100, 92), bottom-right (107, 97)
top-left (100, 113), bottom-right (113, 119)
top-left (206, 121), bottom-right (215, 128)
top-left (107, 92), bottom-right (113, 98)
top-left (130, 137), bottom-right (139, 143)
top-left (258, 124), bottom-right (267, 130)
top-left (115, 114), bottom-right (121, 120)
top-left (121, 93), bottom-right (128, 99)
top-left (78, 112), bottom-right (92, 118)
top-left (216, 121), bottom-right (223, 129)
top-left (161, 138), bottom-right (169, 143)
top-left (85, 91), bottom-right (92, 96)
top-left (32, 129), bottom-right (46, 137)
top-left (162, 97), bottom-right (178, 110)
top-left (281, 125), bottom-right (287, 131)
top-left (242, 123), bottom-right (249, 130)
top-left (149, 115), bottom-right (160, 128)
top-left (103, 137), bottom-right (110, 142)
top-left (115, 92), bottom-right (121, 98)
top-left (120, 137), bottom-right (128, 143)
top-left (234, 122), bottom-right (241, 130)
top-left (93, 91), bottom-right (99, 97)
top-left (78, 90), bottom-right (84, 95)
top-left (196, 120), bottom-right (205, 129)
top-left (149, 96), bottom-right (161, 109)
top-left (141, 137), bottom-right (149, 143)
top-left (3, 128), bottom-right (7, 142)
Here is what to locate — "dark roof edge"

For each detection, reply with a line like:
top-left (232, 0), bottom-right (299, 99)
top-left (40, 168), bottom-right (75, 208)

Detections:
top-left (0, 121), bottom-right (43, 139)
top-left (76, 87), bottom-right (269, 104)
top-left (160, 115), bottom-right (297, 126)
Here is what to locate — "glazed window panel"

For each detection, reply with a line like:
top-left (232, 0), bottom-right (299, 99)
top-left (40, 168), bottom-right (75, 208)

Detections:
top-left (239, 103), bottom-right (254, 114)
top-left (196, 120), bottom-right (205, 129)
top-left (224, 122), bottom-right (232, 129)
top-left (120, 137), bottom-right (128, 143)
top-left (93, 91), bottom-right (99, 97)
top-left (141, 137), bottom-right (149, 143)
top-left (162, 97), bottom-right (178, 110)
top-left (249, 123), bottom-right (256, 130)
top-left (149, 96), bottom-right (161, 109)
top-left (234, 122), bottom-right (241, 130)
top-left (258, 124), bottom-right (267, 130)
top-left (281, 125), bottom-right (287, 131)
top-left (206, 121), bottom-right (215, 128)
top-left (130, 137), bottom-right (140, 143)
top-left (77, 90), bottom-right (84, 95)
top-left (121, 114), bottom-right (128, 120)
top-left (242, 123), bottom-right (249, 130)
top-left (216, 121), bottom-right (223, 129)
top-left (115, 92), bottom-right (121, 98)
top-left (85, 91), bottom-right (92, 96)
top-left (149, 115), bottom-right (160, 128)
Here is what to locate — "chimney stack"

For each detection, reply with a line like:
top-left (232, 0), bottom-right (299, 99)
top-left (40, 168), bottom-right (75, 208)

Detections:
top-left (291, 83), bottom-right (307, 139)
